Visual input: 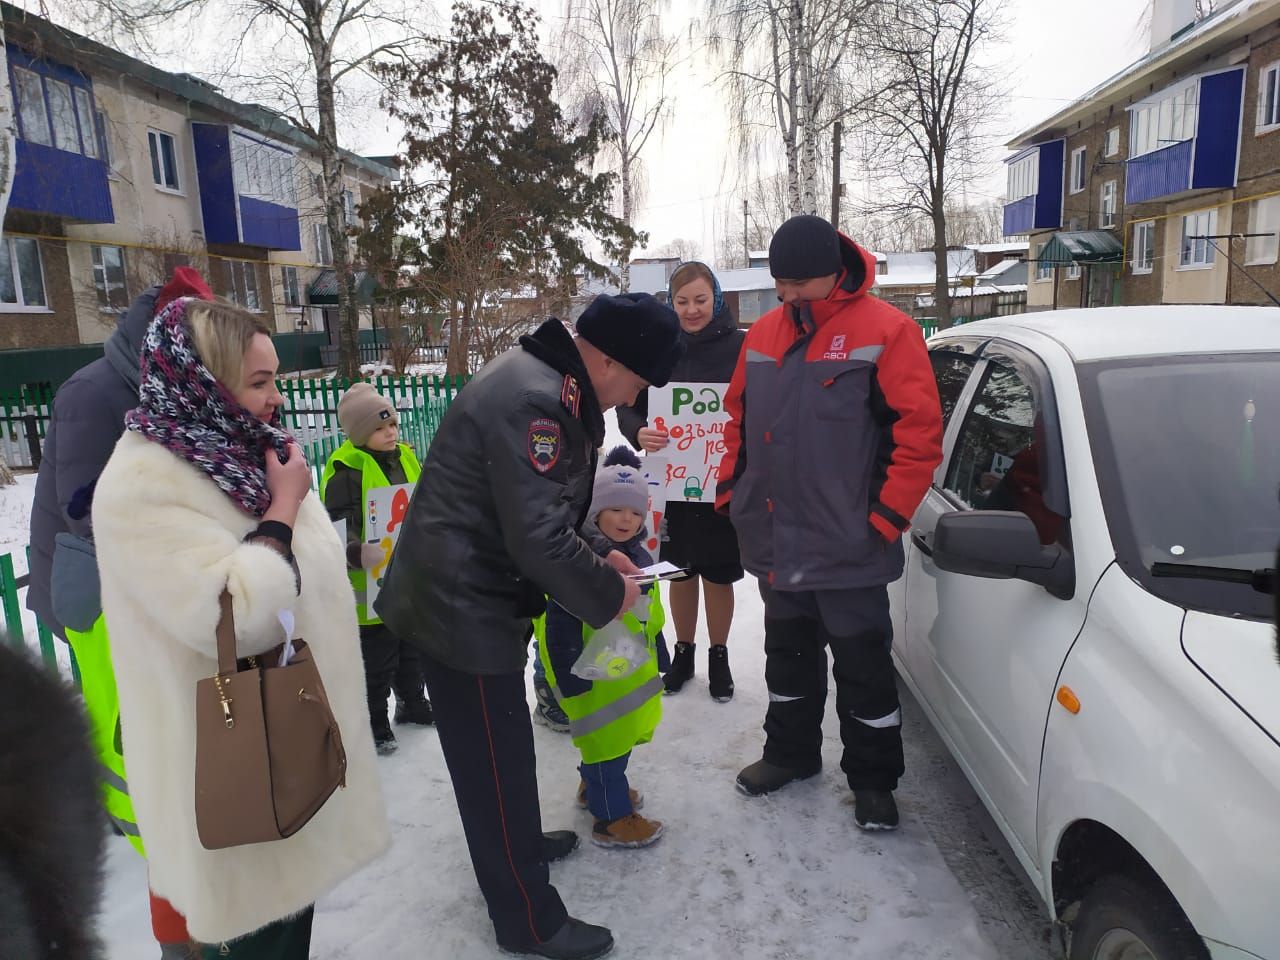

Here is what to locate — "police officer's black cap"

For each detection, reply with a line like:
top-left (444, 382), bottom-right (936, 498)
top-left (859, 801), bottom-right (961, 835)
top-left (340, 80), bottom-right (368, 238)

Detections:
top-left (576, 292), bottom-right (684, 387)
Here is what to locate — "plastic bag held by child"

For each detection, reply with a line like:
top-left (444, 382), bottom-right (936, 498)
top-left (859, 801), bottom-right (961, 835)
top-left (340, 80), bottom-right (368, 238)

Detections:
top-left (572, 595), bottom-right (651, 680)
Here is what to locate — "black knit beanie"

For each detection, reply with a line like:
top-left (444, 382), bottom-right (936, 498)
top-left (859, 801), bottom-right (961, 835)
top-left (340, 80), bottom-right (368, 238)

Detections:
top-left (576, 292), bottom-right (684, 387)
top-left (768, 215), bottom-right (843, 280)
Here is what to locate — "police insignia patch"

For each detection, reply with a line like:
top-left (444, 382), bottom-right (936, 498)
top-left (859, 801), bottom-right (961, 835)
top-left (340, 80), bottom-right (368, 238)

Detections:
top-left (560, 375), bottom-right (581, 417)
top-left (527, 418), bottom-right (562, 473)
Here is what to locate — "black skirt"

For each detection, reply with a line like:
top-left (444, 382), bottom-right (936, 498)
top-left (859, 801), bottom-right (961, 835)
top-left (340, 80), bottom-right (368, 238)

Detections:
top-left (659, 501), bottom-right (744, 583)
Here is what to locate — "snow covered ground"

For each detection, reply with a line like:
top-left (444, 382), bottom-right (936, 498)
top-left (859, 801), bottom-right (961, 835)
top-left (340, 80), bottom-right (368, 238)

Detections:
top-left (1, 418), bottom-right (1014, 959)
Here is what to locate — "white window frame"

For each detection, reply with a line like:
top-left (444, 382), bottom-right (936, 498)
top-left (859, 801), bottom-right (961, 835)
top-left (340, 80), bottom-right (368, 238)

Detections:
top-left (1132, 221), bottom-right (1155, 274)
top-left (1179, 209), bottom-right (1218, 270)
top-left (1066, 261), bottom-right (1082, 281)
top-left (45, 78), bottom-right (80, 154)
top-left (1069, 146), bottom-right (1087, 194)
top-left (1034, 242), bottom-right (1052, 282)
top-left (1244, 196), bottom-right (1280, 266)
top-left (90, 244), bottom-right (129, 312)
top-left (219, 260), bottom-right (263, 312)
top-left (0, 236), bottom-right (50, 311)
top-left (1129, 77), bottom-right (1200, 159)
top-left (1100, 180), bottom-right (1118, 229)
top-left (313, 222), bottom-right (333, 266)
top-left (281, 265), bottom-right (303, 311)
top-left (343, 189), bottom-right (356, 223)
top-left (231, 131), bottom-right (298, 208)
top-left (148, 129), bottom-right (182, 193)
top-left (1258, 61), bottom-right (1280, 134)
top-left (13, 66), bottom-right (52, 147)
top-left (73, 88), bottom-right (98, 159)
top-left (1007, 152), bottom-right (1039, 202)
top-left (1104, 126), bottom-right (1120, 158)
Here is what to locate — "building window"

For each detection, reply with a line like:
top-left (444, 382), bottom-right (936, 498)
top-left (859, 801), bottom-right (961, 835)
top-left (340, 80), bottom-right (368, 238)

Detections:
top-left (1104, 127), bottom-right (1120, 157)
top-left (1132, 221), bottom-right (1155, 274)
top-left (1130, 79), bottom-right (1198, 158)
top-left (1066, 262), bottom-right (1081, 281)
top-left (1100, 180), bottom-right (1118, 228)
top-left (343, 189), bottom-right (356, 223)
top-left (1259, 62), bottom-right (1280, 132)
top-left (282, 265), bottom-right (302, 309)
top-left (313, 223), bottom-right (333, 265)
top-left (0, 237), bottom-right (49, 309)
top-left (216, 259), bottom-right (263, 312)
top-left (1069, 146), bottom-right (1086, 194)
top-left (46, 78), bottom-right (80, 154)
top-left (148, 130), bottom-right (181, 191)
top-left (74, 88), bottom-right (99, 159)
top-left (1179, 209), bottom-right (1217, 269)
top-left (161, 252), bottom-right (191, 280)
top-left (1007, 153), bottom-right (1038, 202)
top-left (231, 132), bottom-right (297, 207)
top-left (13, 67), bottom-right (52, 146)
top-left (91, 244), bottom-right (129, 311)
top-left (1034, 243), bottom-right (1052, 282)
top-left (1245, 196), bottom-right (1280, 265)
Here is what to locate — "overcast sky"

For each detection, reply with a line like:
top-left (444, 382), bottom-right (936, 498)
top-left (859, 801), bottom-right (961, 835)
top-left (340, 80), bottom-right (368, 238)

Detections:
top-left (29, 0), bottom-right (1153, 262)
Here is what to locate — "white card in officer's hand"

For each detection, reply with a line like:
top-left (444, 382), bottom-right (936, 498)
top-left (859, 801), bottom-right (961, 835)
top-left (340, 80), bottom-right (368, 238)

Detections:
top-left (628, 561), bottom-right (686, 585)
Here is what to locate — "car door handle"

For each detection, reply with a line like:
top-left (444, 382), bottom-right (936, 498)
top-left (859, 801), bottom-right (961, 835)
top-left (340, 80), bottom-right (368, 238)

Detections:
top-left (911, 532), bottom-right (933, 557)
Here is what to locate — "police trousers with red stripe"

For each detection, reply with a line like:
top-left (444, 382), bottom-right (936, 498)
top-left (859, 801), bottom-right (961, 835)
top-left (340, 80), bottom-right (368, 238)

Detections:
top-left (758, 582), bottom-right (905, 792)
top-left (420, 650), bottom-right (569, 949)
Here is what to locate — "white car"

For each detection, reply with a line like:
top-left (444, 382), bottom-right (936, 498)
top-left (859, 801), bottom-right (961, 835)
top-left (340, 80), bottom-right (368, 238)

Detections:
top-left (888, 306), bottom-right (1279, 960)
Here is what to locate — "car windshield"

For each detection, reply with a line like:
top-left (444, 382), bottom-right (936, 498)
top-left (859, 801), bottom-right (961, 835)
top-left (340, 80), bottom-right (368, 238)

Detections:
top-left (1080, 352), bottom-right (1279, 621)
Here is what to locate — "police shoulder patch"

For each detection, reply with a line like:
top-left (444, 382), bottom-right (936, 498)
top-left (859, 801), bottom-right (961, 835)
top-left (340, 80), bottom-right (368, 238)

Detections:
top-left (560, 375), bottom-right (581, 418)
top-left (527, 418), bottom-right (562, 473)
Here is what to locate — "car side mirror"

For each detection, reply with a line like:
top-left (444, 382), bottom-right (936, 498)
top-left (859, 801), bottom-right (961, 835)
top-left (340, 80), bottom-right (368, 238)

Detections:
top-left (932, 511), bottom-right (1074, 600)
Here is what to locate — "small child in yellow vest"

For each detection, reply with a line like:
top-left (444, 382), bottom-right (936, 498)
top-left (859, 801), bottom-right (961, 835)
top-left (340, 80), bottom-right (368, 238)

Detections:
top-left (537, 446), bottom-right (669, 849)
top-left (321, 382), bottom-right (432, 756)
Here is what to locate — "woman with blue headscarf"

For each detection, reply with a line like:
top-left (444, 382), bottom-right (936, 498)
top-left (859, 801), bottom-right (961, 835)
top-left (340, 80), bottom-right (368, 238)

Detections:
top-left (618, 261), bottom-right (745, 702)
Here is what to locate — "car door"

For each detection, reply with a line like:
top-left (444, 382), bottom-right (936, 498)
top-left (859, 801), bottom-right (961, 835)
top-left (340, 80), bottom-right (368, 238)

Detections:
top-left (903, 341), bottom-right (1088, 861)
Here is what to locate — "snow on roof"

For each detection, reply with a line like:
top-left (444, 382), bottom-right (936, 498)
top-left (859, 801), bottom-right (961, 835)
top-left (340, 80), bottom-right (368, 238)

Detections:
top-left (967, 241), bottom-right (1029, 254)
top-left (717, 267), bottom-right (775, 292)
top-left (978, 258), bottom-right (1025, 281)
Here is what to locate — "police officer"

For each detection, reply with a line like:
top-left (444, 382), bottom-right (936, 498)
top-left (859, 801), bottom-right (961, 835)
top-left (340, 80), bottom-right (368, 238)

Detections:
top-left (376, 294), bottom-right (682, 960)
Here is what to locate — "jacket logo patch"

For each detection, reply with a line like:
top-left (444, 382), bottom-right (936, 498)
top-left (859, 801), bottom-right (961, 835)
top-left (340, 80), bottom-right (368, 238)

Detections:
top-left (560, 375), bottom-right (581, 417)
top-left (527, 418), bottom-right (562, 473)
top-left (824, 333), bottom-right (848, 360)
top-left (830, 334), bottom-right (846, 351)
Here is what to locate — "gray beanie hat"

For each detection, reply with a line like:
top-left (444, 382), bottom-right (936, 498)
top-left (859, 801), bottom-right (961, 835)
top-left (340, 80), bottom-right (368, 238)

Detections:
top-left (337, 382), bottom-right (398, 447)
top-left (591, 446), bottom-right (649, 521)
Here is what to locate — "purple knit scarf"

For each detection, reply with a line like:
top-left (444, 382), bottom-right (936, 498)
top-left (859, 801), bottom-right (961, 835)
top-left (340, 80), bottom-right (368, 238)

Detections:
top-left (125, 298), bottom-right (293, 517)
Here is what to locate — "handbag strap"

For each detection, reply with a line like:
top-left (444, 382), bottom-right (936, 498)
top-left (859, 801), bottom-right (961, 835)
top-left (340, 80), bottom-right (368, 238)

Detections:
top-left (215, 589), bottom-right (238, 675)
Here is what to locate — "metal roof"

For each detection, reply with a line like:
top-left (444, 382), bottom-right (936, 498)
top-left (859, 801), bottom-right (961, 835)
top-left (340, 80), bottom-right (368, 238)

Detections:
top-left (308, 270), bottom-right (377, 305)
top-left (1038, 231), bottom-right (1124, 265)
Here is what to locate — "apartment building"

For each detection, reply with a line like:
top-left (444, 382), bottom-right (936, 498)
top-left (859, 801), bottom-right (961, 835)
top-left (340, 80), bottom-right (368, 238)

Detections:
top-left (0, 2), bottom-right (395, 353)
top-left (1003, 0), bottom-right (1280, 310)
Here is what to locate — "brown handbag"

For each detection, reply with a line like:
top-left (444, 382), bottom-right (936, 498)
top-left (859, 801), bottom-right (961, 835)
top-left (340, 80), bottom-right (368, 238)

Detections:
top-left (194, 591), bottom-right (347, 849)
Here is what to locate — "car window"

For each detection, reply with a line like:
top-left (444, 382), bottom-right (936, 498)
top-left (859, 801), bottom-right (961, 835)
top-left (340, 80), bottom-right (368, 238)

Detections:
top-left (944, 361), bottom-right (1063, 545)
top-left (929, 351), bottom-right (976, 428)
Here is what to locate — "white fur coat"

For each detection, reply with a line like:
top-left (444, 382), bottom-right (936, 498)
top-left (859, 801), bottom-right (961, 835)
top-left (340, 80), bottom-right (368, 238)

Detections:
top-left (93, 432), bottom-right (389, 943)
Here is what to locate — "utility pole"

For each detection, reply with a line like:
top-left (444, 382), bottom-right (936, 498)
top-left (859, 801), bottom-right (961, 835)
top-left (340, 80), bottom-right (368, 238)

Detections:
top-left (743, 199), bottom-right (749, 266)
top-left (831, 120), bottom-right (842, 227)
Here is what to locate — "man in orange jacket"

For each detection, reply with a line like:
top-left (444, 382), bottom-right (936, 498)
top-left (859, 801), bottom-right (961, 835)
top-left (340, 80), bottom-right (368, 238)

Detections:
top-left (716, 215), bottom-right (943, 831)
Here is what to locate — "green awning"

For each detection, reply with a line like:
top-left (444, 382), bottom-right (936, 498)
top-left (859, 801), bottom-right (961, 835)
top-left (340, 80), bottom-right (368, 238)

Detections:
top-left (1037, 231), bottom-right (1123, 265)
top-left (307, 270), bottom-right (378, 305)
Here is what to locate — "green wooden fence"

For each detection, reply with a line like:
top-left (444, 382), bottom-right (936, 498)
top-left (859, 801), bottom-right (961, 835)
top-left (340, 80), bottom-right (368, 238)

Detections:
top-left (1, 374), bottom-right (466, 676)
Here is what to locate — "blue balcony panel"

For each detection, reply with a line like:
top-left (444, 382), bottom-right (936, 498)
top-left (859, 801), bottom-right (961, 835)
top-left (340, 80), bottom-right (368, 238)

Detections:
top-left (1033, 140), bottom-right (1064, 229)
top-left (1192, 68), bottom-right (1244, 191)
top-left (193, 123), bottom-right (239, 245)
top-left (9, 139), bottom-right (113, 223)
top-left (240, 196), bottom-right (302, 251)
top-left (1125, 140), bottom-right (1192, 205)
top-left (1003, 195), bottom-right (1035, 236)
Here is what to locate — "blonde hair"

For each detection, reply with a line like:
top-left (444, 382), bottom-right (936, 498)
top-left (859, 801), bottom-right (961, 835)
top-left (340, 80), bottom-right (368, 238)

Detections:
top-left (185, 300), bottom-right (272, 390)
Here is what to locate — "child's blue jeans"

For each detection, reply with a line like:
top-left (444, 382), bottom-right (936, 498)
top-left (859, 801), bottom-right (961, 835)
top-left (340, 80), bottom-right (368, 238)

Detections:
top-left (579, 752), bottom-right (633, 822)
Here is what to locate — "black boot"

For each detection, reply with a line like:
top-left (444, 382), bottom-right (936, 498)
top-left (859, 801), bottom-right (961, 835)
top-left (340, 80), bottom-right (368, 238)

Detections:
top-left (394, 697), bottom-right (434, 726)
top-left (541, 830), bottom-right (580, 863)
top-left (735, 757), bottom-right (821, 797)
top-left (854, 790), bottom-right (899, 831)
top-left (499, 917), bottom-right (614, 960)
top-left (708, 644), bottom-right (734, 702)
top-left (663, 642), bottom-right (695, 694)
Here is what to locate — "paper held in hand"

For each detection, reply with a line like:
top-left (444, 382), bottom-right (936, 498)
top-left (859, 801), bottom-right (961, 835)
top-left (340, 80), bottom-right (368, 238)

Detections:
top-left (364, 483), bottom-right (414, 608)
top-left (627, 561), bottom-right (687, 586)
top-left (647, 381), bottom-right (731, 505)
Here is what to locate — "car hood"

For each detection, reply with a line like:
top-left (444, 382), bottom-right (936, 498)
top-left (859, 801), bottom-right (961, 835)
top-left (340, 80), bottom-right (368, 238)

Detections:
top-left (1182, 611), bottom-right (1279, 743)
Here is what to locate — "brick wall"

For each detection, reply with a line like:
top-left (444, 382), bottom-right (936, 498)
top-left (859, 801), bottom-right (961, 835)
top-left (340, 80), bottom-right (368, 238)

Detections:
top-left (0, 213), bottom-right (81, 349)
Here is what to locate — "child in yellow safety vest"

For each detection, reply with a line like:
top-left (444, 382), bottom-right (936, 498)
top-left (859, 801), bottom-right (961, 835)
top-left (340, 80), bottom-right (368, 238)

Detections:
top-left (535, 446), bottom-right (670, 849)
top-left (321, 382), bottom-right (432, 756)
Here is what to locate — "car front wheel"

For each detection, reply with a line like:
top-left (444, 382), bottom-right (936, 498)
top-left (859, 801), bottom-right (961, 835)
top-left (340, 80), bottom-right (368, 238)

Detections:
top-left (1069, 874), bottom-right (1209, 960)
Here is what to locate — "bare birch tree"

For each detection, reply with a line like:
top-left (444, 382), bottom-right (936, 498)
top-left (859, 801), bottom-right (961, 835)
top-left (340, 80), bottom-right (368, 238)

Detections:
top-left (60, 0), bottom-right (432, 380)
top-left (555, 0), bottom-right (676, 292)
top-left (850, 0), bottom-right (1005, 329)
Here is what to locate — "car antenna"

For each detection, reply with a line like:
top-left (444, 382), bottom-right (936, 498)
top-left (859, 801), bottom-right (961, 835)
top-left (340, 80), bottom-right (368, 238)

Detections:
top-left (1195, 235), bottom-right (1280, 308)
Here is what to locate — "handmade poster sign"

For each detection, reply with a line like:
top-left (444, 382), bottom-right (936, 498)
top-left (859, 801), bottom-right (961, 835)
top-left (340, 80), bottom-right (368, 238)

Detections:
top-left (647, 382), bottom-right (731, 505)
top-left (365, 483), bottom-right (414, 607)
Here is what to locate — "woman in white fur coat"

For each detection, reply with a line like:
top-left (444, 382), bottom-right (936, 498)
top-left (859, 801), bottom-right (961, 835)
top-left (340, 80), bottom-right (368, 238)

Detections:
top-left (93, 297), bottom-right (389, 956)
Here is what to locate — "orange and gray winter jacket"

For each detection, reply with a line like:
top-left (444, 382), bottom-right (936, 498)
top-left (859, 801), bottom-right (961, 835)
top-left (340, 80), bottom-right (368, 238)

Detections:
top-left (715, 233), bottom-right (943, 590)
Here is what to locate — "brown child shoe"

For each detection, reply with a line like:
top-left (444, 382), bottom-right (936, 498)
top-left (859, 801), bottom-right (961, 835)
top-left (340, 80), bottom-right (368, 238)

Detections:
top-left (576, 780), bottom-right (644, 811)
top-left (590, 813), bottom-right (664, 849)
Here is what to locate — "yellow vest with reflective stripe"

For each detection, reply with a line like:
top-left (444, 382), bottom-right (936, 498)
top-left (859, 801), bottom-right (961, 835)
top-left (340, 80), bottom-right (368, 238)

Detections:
top-left (319, 441), bottom-right (421, 625)
top-left (65, 615), bottom-right (145, 857)
top-left (533, 589), bottom-right (665, 764)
